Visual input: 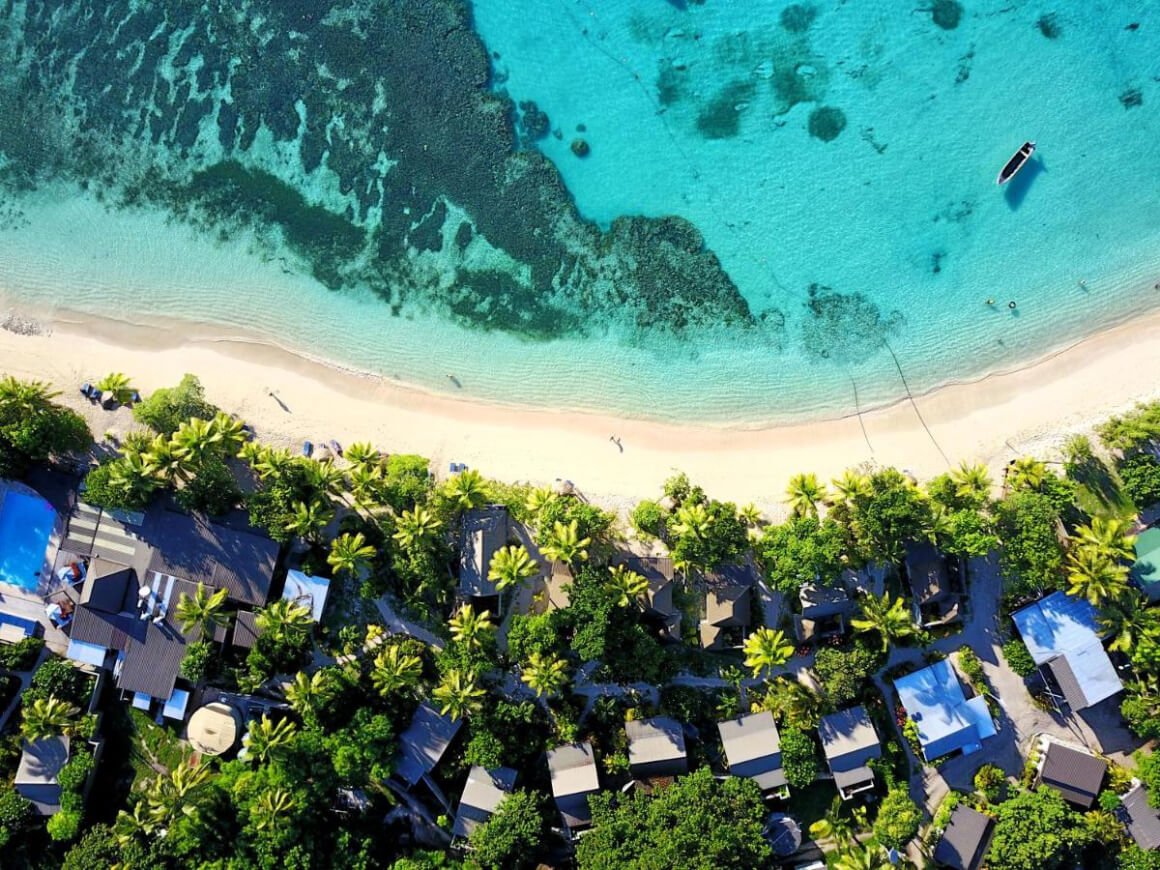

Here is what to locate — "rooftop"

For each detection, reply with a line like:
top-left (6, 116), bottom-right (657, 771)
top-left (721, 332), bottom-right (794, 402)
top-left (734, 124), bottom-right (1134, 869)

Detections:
top-left (905, 541), bottom-right (950, 604)
top-left (452, 766), bottom-right (517, 839)
top-left (819, 707), bottom-right (880, 766)
top-left (14, 736), bottom-right (70, 816)
top-left (395, 703), bottom-right (463, 787)
top-left (458, 506), bottom-right (508, 599)
top-left (1012, 592), bottom-right (1123, 710)
top-left (187, 702), bottom-right (242, 756)
top-left (1120, 784), bottom-right (1160, 851)
top-left (547, 742), bottom-right (600, 830)
top-left (282, 569), bottom-right (330, 622)
top-left (1039, 741), bottom-right (1107, 809)
top-left (933, 804), bottom-right (994, 870)
top-left (718, 711), bottom-right (786, 791)
top-left (894, 660), bottom-right (995, 761)
top-left (626, 716), bottom-right (687, 772)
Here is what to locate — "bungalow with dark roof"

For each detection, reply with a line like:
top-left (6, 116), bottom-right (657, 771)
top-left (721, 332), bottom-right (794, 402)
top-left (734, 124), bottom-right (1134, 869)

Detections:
top-left (795, 582), bottom-right (852, 643)
top-left (933, 804), bottom-right (994, 870)
top-left (819, 707), bottom-right (881, 799)
top-left (458, 506), bottom-right (508, 616)
top-left (451, 765), bottom-right (517, 841)
top-left (1036, 740), bottom-right (1107, 809)
top-left (904, 541), bottom-right (960, 627)
top-left (718, 711), bottom-right (787, 795)
top-left (699, 563), bottom-right (757, 650)
top-left (14, 736), bottom-right (70, 816)
top-left (626, 716), bottom-right (687, 779)
top-left (612, 554), bottom-right (681, 638)
top-left (1120, 783), bottom-right (1160, 851)
top-left (547, 742), bottom-right (600, 836)
top-left (395, 703), bottom-right (463, 790)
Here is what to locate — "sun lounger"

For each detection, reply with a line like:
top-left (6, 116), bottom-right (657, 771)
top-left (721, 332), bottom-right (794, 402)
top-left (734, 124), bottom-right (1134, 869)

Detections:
top-left (302, 440), bottom-right (314, 458)
top-left (329, 440), bottom-right (343, 456)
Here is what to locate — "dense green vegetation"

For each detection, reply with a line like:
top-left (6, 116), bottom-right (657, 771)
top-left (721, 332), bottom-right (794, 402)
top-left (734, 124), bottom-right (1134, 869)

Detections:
top-left (0, 376), bottom-right (91, 477)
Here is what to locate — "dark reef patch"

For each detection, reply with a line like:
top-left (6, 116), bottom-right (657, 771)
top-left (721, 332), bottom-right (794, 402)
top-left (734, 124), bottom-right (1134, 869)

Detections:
top-left (780, 5), bottom-right (817, 34)
top-left (808, 106), bottom-right (847, 142)
top-left (695, 80), bottom-right (756, 139)
top-left (1120, 87), bottom-right (1143, 109)
top-left (656, 59), bottom-right (688, 106)
top-left (0, 0), bottom-right (756, 344)
top-left (801, 285), bottom-right (904, 364)
top-left (930, 1), bottom-right (963, 31)
top-left (1036, 14), bottom-right (1061, 39)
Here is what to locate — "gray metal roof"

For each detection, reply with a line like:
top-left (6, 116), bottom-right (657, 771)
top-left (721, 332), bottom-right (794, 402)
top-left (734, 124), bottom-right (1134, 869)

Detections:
top-left (80, 558), bottom-right (134, 612)
top-left (69, 605), bottom-right (142, 651)
top-left (905, 541), bottom-right (950, 604)
top-left (232, 610), bottom-right (262, 650)
top-left (719, 712), bottom-right (785, 789)
top-left (933, 804), bottom-right (994, 870)
top-left (115, 578), bottom-right (201, 700)
top-left (15, 736), bottom-right (70, 816)
top-left (458, 507), bottom-right (508, 598)
top-left (547, 742), bottom-right (599, 830)
top-left (626, 716), bottom-right (687, 770)
top-left (395, 703), bottom-right (463, 787)
top-left (1120, 784), bottom-right (1160, 851)
top-left (451, 766), bottom-right (517, 839)
top-left (1039, 742), bottom-right (1107, 808)
top-left (819, 707), bottom-right (881, 774)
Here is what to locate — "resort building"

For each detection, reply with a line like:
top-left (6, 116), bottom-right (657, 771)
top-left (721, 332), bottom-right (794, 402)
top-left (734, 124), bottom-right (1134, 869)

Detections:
top-left (1011, 591), bottom-right (1124, 712)
top-left (188, 702), bottom-right (243, 756)
top-left (933, 804), bottom-right (995, 870)
top-left (718, 711), bottom-right (787, 795)
top-left (818, 706), bottom-right (881, 799)
top-left (794, 581), bottom-right (852, 643)
top-left (547, 742), bottom-right (600, 836)
top-left (281, 568), bottom-right (331, 622)
top-left (625, 716), bottom-right (687, 779)
top-left (61, 505), bottom-right (279, 709)
top-left (1119, 783), bottom-right (1160, 851)
top-left (533, 560), bottom-right (574, 614)
top-left (1035, 739), bottom-right (1107, 809)
top-left (14, 736), bottom-right (70, 816)
top-left (894, 660), bottom-right (996, 762)
top-left (395, 703), bottom-right (463, 794)
top-left (451, 765), bottom-right (517, 841)
top-left (610, 554), bottom-right (681, 638)
top-left (904, 542), bottom-right (960, 628)
top-left (458, 506), bottom-right (508, 616)
top-left (698, 563), bottom-right (757, 650)
top-left (1132, 525), bottom-right (1160, 602)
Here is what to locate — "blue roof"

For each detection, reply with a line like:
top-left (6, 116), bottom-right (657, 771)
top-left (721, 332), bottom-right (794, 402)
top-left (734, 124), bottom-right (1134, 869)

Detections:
top-left (895, 660), bottom-right (994, 761)
top-left (282, 570), bottom-right (331, 622)
top-left (1012, 592), bottom-right (1123, 709)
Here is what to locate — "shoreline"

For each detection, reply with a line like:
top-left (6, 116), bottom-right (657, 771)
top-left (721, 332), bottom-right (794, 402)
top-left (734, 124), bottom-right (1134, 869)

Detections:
top-left (2, 300), bottom-right (1160, 512)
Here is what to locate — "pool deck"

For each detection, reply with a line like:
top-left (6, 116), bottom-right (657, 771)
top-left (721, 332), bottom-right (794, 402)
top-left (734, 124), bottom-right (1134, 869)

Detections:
top-left (0, 583), bottom-right (69, 654)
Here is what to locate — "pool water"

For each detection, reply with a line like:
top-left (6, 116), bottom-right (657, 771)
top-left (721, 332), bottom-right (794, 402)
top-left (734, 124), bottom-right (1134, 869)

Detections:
top-left (0, 491), bottom-right (55, 592)
top-left (1133, 527), bottom-right (1160, 601)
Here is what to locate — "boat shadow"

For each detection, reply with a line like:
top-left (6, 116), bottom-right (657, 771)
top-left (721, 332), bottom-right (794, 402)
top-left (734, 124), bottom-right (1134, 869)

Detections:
top-left (1004, 156), bottom-right (1045, 210)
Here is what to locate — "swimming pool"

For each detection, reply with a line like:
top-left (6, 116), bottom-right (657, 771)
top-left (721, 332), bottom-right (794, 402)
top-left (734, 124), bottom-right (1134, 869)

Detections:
top-left (1134, 527), bottom-right (1160, 602)
top-left (0, 490), bottom-right (55, 592)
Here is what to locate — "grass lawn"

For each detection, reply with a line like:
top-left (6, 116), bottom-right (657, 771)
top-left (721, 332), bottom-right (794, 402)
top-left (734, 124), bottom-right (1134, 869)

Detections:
top-left (788, 779), bottom-right (839, 829)
top-left (1070, 459), bottom-right (1136, 521)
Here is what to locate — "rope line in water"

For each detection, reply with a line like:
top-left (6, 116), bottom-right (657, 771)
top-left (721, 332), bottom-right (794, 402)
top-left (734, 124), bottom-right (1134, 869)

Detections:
top-left (849, 373), bottom-right (874, 455)
top-left (883, 340), bottom-right (951, 468)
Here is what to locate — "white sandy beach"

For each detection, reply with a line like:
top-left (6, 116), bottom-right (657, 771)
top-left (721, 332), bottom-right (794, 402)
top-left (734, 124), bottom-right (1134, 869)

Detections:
top-left (1, 300), bottom-right (1159, 515)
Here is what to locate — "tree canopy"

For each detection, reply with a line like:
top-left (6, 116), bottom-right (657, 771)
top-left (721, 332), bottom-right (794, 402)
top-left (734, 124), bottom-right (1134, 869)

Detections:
top-left (987, 787), bottom-right (1092, 870)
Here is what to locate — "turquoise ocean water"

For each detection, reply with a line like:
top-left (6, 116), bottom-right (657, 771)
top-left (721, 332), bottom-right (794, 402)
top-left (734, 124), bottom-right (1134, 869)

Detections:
top-left (0, 0), bottom-right (1157, 424)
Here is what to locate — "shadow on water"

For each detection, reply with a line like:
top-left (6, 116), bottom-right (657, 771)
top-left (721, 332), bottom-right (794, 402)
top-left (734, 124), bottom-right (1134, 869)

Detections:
top-left (1003, 156), bottom-right (1045, 210)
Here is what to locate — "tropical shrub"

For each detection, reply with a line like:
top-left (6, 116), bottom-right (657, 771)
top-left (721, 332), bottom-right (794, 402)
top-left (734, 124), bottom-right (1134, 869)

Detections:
top-left (1002, 637), bottom-right (1038, 678)
top-left (987, 786), bottom-right (1092, 870)
top-left (813, 642), bottom-right (882, 706)
top-left (974, 764), bottom-right (1008, 803)
top-left (0, 637), bottom-right (44, 670)
top-left (1119, 453), bottom-right (1160, 509)
top-left (468, 790), bottom-right (546, 870)
top-left (133, 374), bottom-right (217, 435)
top-left (872, 787), bottom-right (922, 849)
top-left (630, 499), bottom-right (666, 539)
top-left (779, 726), bottom-right (819, 789)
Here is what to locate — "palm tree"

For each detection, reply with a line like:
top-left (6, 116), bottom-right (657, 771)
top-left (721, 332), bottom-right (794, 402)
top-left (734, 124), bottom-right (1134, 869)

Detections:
top-left (488, 544), bottom-right (539, 591)
top-left (539, 519), bottom-right (591, 565)
top-left (449, 604), bottom-right (494, 650)
top-left (0, 376), bottom-right (57, 411)
top-left (1100, 590), bottom-right (1160, 653)
top-left (1007, 456), bottom-right (1047, 491)
top-left (851, 593), bottom-right (918, 651)
top-left (328, 532), bottom-right (376, 578)
top-left (829, 470), bottom-right (871, 507)
top-left (174, 584), bottom-right (230, 637)
top-left (444, 468), bottom-right (488, 513)
top-left (370, 645), bottom-right (423, 697)
top-left (832, 845), bottom-right (888, 870)
top-left (743, 627), bottom-right (795, 679)
top-left (521, 651), bottom-right (570, 698)
top-left (1066, 547), bottom-right (1130, 606)
top-left (256, 599), bottom-right (313, 645)
top-left (393, 506), bottom-right (442, 551)
top-left (242, 715), bottom-right (298, 763)
top-left (114, 801), bottom-right (158, 846)
top-left (21, 696), bottom-right (79, 740)
top-left (808, 796), bottom-right (867, 848)
top-left (250, 446), bottom-right (295, 480)
top-left (1073, 516), bottom-right (1137, 563)
top-left (761, 677), bottom-right (824, 730)
top-left (786, 472), bottom-right (828, 517)
top-left (344, 441), bottom-right (381, 470)
top-left (284, 498), bottom-right (335, 542)
top-left (304, 458), bottom-right (345, 497)
top-left (737, 503), bottom-right (763, 528)
top-left (950, 461), bottom-right (992, 504)
top-left (433, 669), bottom-right (485, 720)
top-left (209, 412), bottom-right (248, 456)
top-left (96, 372), bottom-right (135, 404)
top-left (524, 486), bottom-right (559, 520)
top-left (143, 433), bottom-right (194, 484)
top-left (605, 564), bottom-right (649, 608)
top-left (284, 670), bottom-right (332, 721)
top-left (170, 416), bottom-right (222, 466)
top-left (252, 788), bottom-right (295, 831)
top-left (671, 502), bottom-right (712, 541)
top-left (347, 464), bottom-right (384, 505)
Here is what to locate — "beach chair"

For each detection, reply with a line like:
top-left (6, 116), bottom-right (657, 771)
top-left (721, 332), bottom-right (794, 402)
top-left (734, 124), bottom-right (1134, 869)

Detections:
top-left (80, 382), bottom-right (96, 401)
top-left (302, 440), bottom-right (314, 458)
top-left (329, 440), bottom-right (343, 456)
top-left (130, 390), bottom-right (141, 403)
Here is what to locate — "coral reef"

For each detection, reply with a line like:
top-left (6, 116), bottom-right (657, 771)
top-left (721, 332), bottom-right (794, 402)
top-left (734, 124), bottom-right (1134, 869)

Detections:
top-left (800, 285), bottom-right (904, 364)
top-left (808, 106), bottom-right (847, 142)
